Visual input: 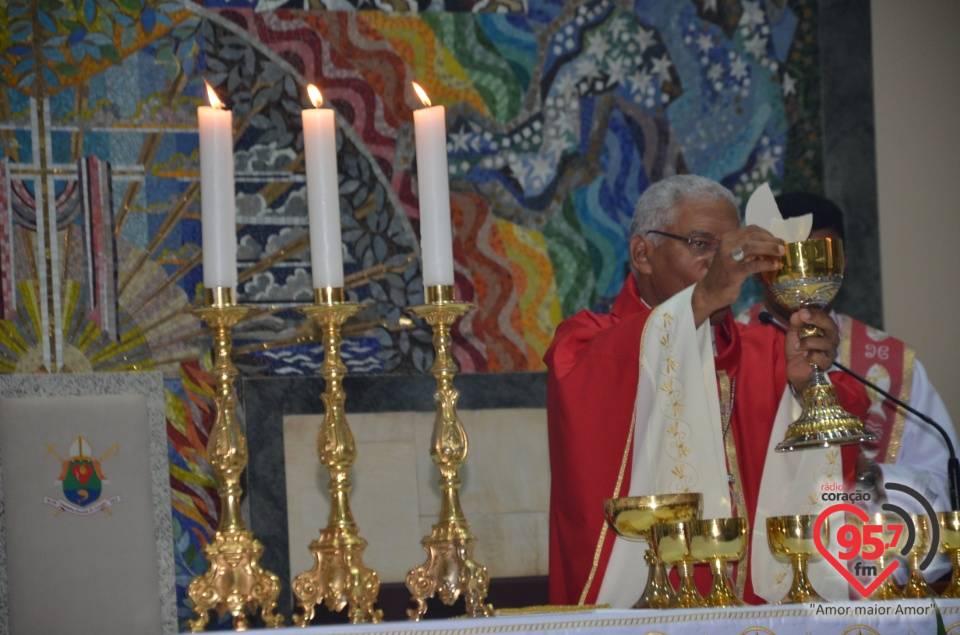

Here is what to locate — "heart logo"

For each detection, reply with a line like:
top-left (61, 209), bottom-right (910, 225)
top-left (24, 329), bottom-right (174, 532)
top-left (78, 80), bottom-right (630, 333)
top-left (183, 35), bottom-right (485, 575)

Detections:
top-left (71, 463), bottom-right (92, 485)
top-left (813, 503), bottom-right (900, 597)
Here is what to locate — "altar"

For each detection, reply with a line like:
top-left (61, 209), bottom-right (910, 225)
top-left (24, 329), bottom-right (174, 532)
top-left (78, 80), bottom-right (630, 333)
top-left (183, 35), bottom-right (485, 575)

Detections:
top-left (282, 601), bottom-right (960, 635)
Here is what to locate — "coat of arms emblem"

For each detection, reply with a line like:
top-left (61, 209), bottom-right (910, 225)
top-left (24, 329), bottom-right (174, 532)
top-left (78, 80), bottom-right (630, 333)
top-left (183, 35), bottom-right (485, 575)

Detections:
top-left (45, 435), bottom-right (121, 516)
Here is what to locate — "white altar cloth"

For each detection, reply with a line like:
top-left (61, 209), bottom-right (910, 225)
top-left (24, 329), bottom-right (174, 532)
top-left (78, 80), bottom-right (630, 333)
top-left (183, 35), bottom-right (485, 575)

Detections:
top-left (265, 599), bottom-right (960, 635)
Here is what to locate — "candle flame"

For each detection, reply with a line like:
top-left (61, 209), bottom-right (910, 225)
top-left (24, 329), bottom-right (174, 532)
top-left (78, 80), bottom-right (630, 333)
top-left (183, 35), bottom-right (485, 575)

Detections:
top-left (412, 82), bottom-right (432, 107)
top-left (307, 84), bottom-right (324, 108)
top-left (204, 80), bottom-right (224, 109)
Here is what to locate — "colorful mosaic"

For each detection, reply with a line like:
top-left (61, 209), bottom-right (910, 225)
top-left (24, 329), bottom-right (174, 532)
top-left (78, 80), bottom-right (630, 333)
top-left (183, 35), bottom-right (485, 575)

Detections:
top-left (0, 0), bottom-right (823, 626)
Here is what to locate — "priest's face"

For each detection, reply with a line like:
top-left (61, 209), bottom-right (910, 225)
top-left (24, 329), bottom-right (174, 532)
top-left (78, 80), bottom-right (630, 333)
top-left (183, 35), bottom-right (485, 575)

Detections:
top-left (631, 195), bottom-right (740, 318)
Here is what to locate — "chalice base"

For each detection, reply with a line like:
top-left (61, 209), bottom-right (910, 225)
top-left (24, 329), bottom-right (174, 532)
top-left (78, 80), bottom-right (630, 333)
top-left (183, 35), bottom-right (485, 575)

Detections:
top-left (902, 570), bottom-right (935, 599)
top-left (292, 529), bottom-right (383, 625)
top-left (633, 555), bottom-right (676, 609)
top-left (405, 524), bottom-right (494, 621)
top-left (868, 579), bottom-right (905, 601)
top-left (941, 549), bottom-right (960, 597)
top-left (778, 556), bottom-right (823, 604)
top-left (867, 557), bottom-right (904, 601)
top-left (187, 530), bottom-right (283, 632)
top-left (701, 559), bottom-right (744, 607)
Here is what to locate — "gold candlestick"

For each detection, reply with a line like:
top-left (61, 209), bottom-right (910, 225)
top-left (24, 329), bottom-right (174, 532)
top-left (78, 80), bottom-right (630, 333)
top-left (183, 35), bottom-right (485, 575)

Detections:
top-left (405, 285), bottom-right (493, 620)
top-left (188, 287), bottom-right (283, 632)
top-left (292, 287), bottom-right (383, 625)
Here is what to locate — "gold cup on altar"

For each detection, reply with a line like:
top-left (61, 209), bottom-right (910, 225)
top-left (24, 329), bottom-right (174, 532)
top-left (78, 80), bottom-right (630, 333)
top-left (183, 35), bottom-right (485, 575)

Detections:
top-left (903, 514), bottom-right (936, 598)
top-left (939, 511), bottom-right (960, 597)
top-left (761, 238), bottom-right (878, 451)
top-left (766, 514), bottom-right (827, 604)
top-left (858, 512), bottom-right (907, 601)
top-left (603, 493), bottom-right (703, 609)
top-left (650, 521), bottom-right (702, 608)
top-left (689, 518), bottom-right (748, 607)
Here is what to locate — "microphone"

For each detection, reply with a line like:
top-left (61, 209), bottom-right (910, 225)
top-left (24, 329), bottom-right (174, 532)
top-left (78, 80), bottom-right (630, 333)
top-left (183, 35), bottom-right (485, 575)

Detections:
top-left (759, 310), bottom-right (960, 511)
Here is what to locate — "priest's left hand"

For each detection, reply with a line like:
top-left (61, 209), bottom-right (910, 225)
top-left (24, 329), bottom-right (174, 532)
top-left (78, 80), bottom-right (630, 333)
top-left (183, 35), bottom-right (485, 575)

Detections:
top-left (785, 308), bottom-right (839, 393)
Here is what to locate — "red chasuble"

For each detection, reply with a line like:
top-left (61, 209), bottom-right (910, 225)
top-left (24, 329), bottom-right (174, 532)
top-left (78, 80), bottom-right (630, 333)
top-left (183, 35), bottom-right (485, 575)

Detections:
top-left (545, 279), bottom-right (869, 606)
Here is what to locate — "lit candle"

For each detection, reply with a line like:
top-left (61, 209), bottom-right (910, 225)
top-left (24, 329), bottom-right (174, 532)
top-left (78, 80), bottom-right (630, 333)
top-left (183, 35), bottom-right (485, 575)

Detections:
top-left (302, 84), bottom-right (344, 289)
top-left (412, 82), bottom-right (454, 288)
top-left (198, 81), bottom-right (237, 289)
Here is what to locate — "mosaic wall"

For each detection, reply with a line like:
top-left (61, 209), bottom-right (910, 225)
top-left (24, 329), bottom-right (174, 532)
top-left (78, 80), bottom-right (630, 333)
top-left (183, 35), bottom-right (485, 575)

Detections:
top-left (0, 0), bottom-right (824, 626)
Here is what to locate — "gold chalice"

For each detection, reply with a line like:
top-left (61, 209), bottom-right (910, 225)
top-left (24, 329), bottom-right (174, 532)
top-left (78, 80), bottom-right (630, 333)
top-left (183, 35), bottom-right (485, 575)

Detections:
top-left (761, 237), bottom-right (877, 451)
top-left (651, 521), bottom-right (702, 608)
top-left (603, 493), bottom-right (702, 609)
top-left (903, 514), bottom-right (935, 598)
top-left (938, 511), bottom-right (960, 597)
top-left (689, 518), bottom-right (748, 607)
top-left (767, 514), bottom-right (828, 603)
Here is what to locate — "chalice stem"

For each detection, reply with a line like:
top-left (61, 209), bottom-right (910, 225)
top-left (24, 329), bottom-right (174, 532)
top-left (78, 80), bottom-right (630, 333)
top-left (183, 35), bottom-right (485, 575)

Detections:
top-left (635, 548), bottom-right (676, 609)
top-left (674, 558), bottom-right (702, 608)
top-left (703, 558), bottom-right (742, 606)
top-left (784, 554), bottom-right (821, 603)
top-left (949, 550), bottom-right (960, 597)
top-left (870, 556), bottom-right (904, 600)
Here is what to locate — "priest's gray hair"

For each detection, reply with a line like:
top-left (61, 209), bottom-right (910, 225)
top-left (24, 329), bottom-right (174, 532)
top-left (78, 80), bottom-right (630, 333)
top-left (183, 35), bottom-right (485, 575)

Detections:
top-left (629, 174), bottom-right (739, 241)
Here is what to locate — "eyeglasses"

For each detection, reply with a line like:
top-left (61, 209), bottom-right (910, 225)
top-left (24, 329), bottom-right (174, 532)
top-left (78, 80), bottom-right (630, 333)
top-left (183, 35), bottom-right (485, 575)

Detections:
top-left (646, 230), bottom-right (721, 257)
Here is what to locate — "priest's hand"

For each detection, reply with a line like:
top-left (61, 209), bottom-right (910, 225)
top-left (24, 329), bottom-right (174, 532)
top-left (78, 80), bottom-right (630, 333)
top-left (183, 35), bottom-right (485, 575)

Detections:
top-left (785, 308), bottom-right (840, 393)
top-left (692, 226), bottom-right (784, 326)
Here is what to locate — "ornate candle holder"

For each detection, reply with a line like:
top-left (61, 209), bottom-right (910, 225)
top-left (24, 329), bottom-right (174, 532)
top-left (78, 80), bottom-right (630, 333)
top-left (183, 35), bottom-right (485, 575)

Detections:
top-left (188, 287), bottom-right (283, 631)
top-left (292, 287), bottom-right (383, 625)
top-left (405, 285), bottom-right (493, 620)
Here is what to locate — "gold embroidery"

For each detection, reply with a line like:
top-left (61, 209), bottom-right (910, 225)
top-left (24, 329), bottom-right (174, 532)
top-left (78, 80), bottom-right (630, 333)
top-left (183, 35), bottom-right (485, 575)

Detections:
top-left (665, 357), bottom-right (679, 374)
top-left (888, 345), bottom-right (915, 462)
top-left (676, 442), bottom-right (692, 458)
top-left (661, 312), bottom-right (674, 328)
top-left (671, 464), bottom-right (685, 479)
top-left (670, 398), bottom-right (683, 417)
top-left (660, 377), bottom-right (675, 395)
top-left (666, 421), bottom-right (679, 437)
top-left (718, 370), bottom-right (748, 598)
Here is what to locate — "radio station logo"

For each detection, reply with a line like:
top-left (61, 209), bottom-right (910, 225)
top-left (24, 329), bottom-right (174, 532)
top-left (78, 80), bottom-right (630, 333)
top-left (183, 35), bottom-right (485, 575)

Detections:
top-left (814, 482), bottom-right (937, 597)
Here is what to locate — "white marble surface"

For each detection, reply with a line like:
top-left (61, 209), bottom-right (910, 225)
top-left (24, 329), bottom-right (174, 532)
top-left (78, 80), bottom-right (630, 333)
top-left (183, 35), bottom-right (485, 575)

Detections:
top-left (284, 408), bottom-right (549, 584)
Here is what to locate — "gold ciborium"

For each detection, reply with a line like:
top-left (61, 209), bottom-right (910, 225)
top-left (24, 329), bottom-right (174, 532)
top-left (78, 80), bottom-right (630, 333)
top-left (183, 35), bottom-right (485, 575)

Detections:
top-left (651, 521), bottom-right (702, 608)
top-left (761, 238), bottom-right (877, 451)
top-left (603, 493), bottom-right (703, 609)
top-left (903, 514), bottom-right (935, 598)
top-left (690, 518), bottom-right (747, 607)
top-left (767, 514), bottom-right (827, 604)
top-left (859, 512), bottom-right (907, 601)
top-left (939, 511), bottom-right (960, 597)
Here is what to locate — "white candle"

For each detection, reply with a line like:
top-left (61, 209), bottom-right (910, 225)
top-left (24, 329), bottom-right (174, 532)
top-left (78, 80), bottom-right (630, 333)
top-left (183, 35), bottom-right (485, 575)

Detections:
top-left (412, 82), bottom-right (454, 288)
top-left (302, 84), bottom-right (344, 289)
top-left (198, 81), bottom-right (237, 289)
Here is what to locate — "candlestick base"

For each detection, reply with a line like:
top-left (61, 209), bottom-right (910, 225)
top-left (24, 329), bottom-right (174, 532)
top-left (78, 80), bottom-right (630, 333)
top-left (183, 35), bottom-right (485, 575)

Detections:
top-left (187, 531), bottom-right (284, 632)
top-left (187, 287), bottom-right (284, 631)
top-left (292, 292), bottom-right (383, 625)
top-left (405, 286), bottom-right (493, 621)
